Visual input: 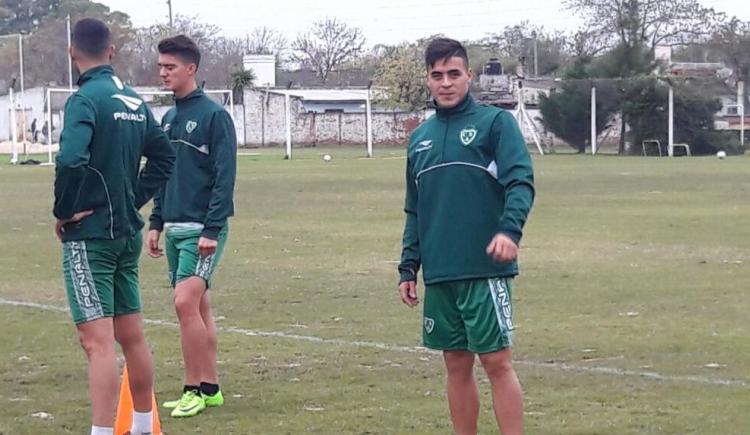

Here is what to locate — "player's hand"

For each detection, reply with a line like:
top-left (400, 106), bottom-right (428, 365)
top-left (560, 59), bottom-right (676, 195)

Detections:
top-left (147, 229), bottom-right (163, 258)
top-left (486, 233), bottom-right (519, 263)
top-left (55, 210), bottom-right (93, 241)
top-left (399, 281), bottom-right (420, 307)
top-left (198, 236), bottom-right (218, 257)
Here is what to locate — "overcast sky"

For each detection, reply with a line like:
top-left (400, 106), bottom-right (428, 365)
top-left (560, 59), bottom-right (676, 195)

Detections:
top-left (99, 0), bottom-right (750, 46)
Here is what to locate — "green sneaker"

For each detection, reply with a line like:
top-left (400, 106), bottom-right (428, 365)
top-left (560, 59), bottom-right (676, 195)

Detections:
top-left (203, 390), bottom-right (224, 407)
top-left (170, 390), bottom-right (206, 418)
top-left (162, 397), bottom-right (180, 409)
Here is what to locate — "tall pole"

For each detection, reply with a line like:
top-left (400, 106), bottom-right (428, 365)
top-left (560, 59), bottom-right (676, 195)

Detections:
top-left (668, 85), bottom-right (674, 157)
top-left (532, 32), bottom-right (538, 78)
top-left (45, 88), bottom-right (54, 166)
top-left (366, 83), bottom-right (373, 158)
top-left (591, 85), bottom-right (597, 155)
top-left (18, 34), bottom-right (27, 149)
top-left (67, 14), bottom-right (73, 89)
top-left (9, 86), bottom-right (18, 164)
top-left (167, 0), bottom-right (174, 30)
top-left (285, 93), bottom-right (292, 160)
top-left (739, 81), bottom-right (745, 146)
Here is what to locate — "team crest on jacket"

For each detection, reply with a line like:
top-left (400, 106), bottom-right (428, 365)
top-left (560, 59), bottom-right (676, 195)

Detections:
top-left (460, 126), bottom-right (478, 146)
top-left (186, 121), bottom-right (198, 134)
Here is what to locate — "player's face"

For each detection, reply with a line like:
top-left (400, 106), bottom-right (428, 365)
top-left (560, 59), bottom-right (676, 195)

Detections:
top-left (426, 57), bottom-right (473, 109)
top-left (158, 53), bottom-right (195, 93)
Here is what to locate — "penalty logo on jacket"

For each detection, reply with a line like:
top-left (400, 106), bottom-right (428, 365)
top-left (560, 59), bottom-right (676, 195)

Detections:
top-left (186, 121), bottom-right (198, 134)
top-left (460, 126), bottom-right (478, 146)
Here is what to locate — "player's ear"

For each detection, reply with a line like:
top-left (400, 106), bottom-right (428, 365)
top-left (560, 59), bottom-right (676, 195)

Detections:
top-left (106, 44), bottom-right (116, 61)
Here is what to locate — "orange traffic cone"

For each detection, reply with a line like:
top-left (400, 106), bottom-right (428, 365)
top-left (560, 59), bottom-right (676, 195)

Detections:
top-left (115, 365), bottom-right (163, 435)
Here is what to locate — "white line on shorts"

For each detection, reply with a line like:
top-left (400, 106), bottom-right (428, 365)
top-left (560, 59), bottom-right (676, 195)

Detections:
top-left (1, 297), bottom-right (746, 388)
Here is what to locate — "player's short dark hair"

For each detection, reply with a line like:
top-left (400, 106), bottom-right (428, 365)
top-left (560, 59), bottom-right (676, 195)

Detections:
top-left (71, 18), bottom-right (111, 58)
top-left (158, 35), bottom-right (201, 68)
top-left (425, 37), bottom-right (469, 69)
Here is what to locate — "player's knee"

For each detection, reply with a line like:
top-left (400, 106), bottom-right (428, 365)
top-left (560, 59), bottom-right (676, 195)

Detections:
top-left (479, 351), bottom-right (514, 380)
top-left (174, 293), bottom-right (199, 319)
top-left (206, 330), bottom-right (218, 348)
top-left (78, 331), bottom-right (114, 359)
top-left (444, 351), bottom-right (475, 379)
top-left (114, 325), bottom-right (144, 348)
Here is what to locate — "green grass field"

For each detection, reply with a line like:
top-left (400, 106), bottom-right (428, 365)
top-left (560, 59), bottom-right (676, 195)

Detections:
top-left (1, 147), bottom-right (749, 434)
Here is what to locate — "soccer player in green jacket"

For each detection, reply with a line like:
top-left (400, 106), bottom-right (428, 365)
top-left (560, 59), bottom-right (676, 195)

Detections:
top-left (147, 35), bottom-right (237, 418)
top-left (53, 18), bottom-right (175, 435)
top-left (398, 38), bottom-right (535, 435)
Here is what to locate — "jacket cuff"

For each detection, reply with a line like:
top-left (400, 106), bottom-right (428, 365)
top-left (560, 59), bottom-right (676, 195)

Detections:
top-left (498, 229), bottom-right (522, 246)
top-left (149, 218), bottom-right (164, 232)
top-left (398, 265), bottom-right (418, 284)
top-left (201, 226), bottom-right (221, 240)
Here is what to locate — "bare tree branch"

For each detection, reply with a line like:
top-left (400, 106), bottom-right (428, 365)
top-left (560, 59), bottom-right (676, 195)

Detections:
top-left (290, 17), bottom-right (365, 84)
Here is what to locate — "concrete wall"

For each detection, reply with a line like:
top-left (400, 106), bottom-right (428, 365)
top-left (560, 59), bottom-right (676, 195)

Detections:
top-left (241, 89), bottom-right (423, 147)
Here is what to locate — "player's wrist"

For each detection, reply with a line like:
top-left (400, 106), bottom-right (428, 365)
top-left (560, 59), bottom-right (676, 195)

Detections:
top-left (398, 266), bottom-right (417, 284)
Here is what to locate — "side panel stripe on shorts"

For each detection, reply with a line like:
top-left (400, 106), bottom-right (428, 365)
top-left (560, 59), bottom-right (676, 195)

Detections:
top-left (195, 253), bottom-right (215, 281)
top-left (488, 278), bottom-right (514, 332)
top-left (65, 241), bottom-right (104, 322)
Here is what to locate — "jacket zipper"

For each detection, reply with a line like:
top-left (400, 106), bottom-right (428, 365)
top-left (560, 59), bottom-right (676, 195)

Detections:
top-left (441, 117), bottom-right (449, 163)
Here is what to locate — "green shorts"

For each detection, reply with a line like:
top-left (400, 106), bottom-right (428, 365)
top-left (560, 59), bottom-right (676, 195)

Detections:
top-left (165, 225), bottom-right (228, 288)
top-left (62, 232), bottom-right (143, 325)
top-left (423, 277), bottom-right (514, 354)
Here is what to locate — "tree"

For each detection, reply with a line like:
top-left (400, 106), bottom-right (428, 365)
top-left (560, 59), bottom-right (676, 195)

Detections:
top-left (245, 26), bottom-right (286, 56)
top-left (291, 17), bottom-right (365, 84)
top-left (374, 44), bottom-right (428, 111)
top-left (710, 18), bottom-right (750, 107)
top-left (122, 14), bottom-right (244, 87)
top-left (539, 65), bottom-right (620, 153)
top-left (565, 0), bottom-right (724, 50)
top-left (480, 22), bottom-right (570, 76)
top-left (623, 76), bottom-right (724, 155)
top-left (0, 0), bottom-right (60, 34)
top-left (0, 0), bottom-right (133, 88)
top-left (229, 64), bottom-right (255, 103)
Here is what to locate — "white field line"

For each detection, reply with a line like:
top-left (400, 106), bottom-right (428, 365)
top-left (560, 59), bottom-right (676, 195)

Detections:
top-left (1, 298), bottom-right (746, 388)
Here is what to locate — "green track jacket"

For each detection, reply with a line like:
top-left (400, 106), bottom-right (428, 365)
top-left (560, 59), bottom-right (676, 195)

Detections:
top-left (399, 94), bottom-right (535, 285)
top-left (53, 65), bottom-right (175, 242)
top-left (148, 88), bottom-right (237, 240)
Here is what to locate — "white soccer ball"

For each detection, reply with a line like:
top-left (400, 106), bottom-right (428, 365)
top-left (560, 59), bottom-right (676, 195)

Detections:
top-left (716, 150), bottom-right (727, 159)
top-left (323, 154), bottom-right (332, 162)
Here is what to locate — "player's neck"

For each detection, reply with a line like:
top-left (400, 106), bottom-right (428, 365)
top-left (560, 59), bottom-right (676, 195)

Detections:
top-left (76, 60), bottom-right (110, 77)
top-left (174, 81), bottom-right (198, 99)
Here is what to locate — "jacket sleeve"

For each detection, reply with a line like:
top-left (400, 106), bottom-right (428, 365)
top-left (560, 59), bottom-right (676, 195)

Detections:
top-left (148, 188), bottom-right (165, 231)
top-left (492, 110), bottom-right (535, 245)
top-left (134, 107), bottom-right (175, 210)
top-left (201, 110), bottom-right (237, 240)
top-left (53, 94), bottom-right (96, 220)
top-left (398, 156), bottom-right (421, 283)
